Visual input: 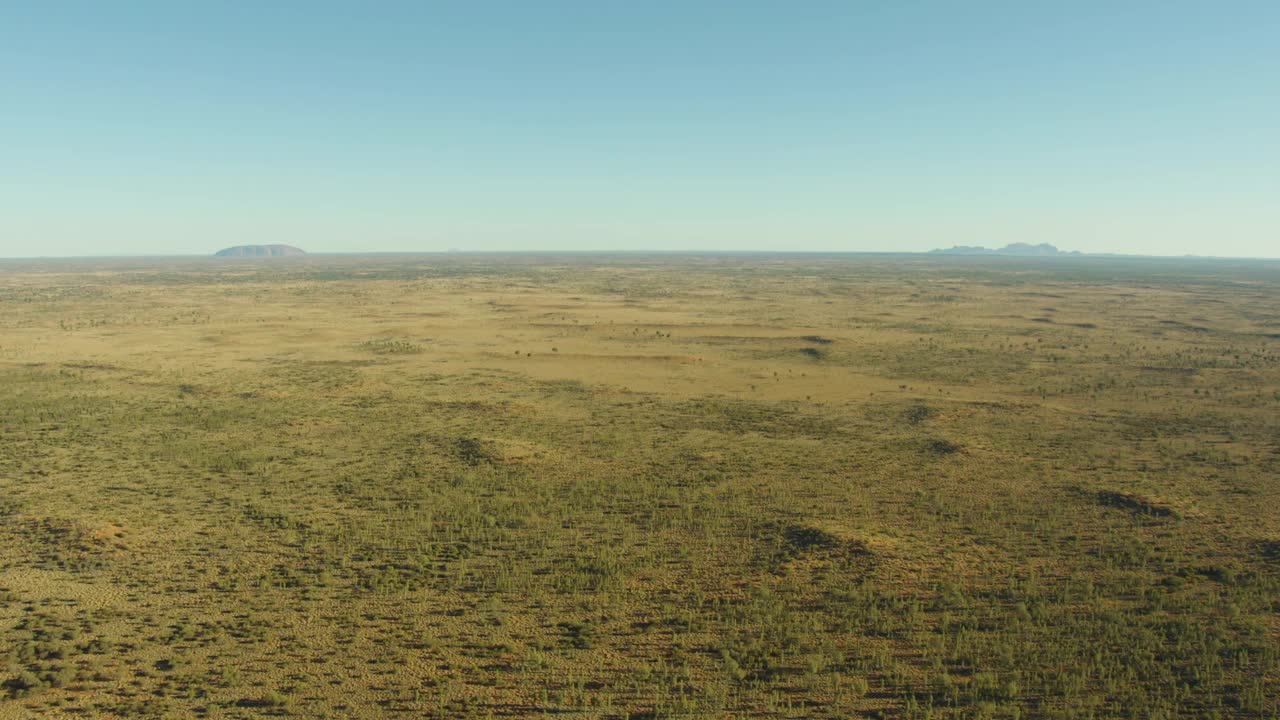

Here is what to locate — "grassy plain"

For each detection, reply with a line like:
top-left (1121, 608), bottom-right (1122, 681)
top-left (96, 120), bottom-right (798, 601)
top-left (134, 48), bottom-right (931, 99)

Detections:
top-left (1, 253), bottom-right (1278, 718)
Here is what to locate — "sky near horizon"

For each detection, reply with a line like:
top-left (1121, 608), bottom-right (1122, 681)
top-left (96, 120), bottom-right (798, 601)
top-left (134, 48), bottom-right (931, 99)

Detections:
top-left (1, 2), bottom-right (1277, 258)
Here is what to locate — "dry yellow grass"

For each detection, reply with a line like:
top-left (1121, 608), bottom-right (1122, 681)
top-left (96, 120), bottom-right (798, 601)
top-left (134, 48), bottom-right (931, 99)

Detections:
top-left (1, 253), bottom-right (1278, 718)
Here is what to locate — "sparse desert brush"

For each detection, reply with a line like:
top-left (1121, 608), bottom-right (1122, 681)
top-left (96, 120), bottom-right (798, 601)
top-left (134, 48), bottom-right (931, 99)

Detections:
top-left (0, 254), bottom-right (1277, 717)
top-left (357, 338), bottom-right (424, 354)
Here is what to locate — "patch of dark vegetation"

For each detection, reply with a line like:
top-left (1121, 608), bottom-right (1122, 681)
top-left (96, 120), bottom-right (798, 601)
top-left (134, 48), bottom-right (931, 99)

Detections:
top-left (1096, 490), bottom-right (1181, 519)
top-left (902, 404), bottom-right (933, 425)
top-left (243, 502), bottom-right (308, 530)
top-left (799, 346), bottom-right (829, 360)
top-left (264, 360), bottom-right (363, 389)
top-left (0, 608), bottom-right (106, 700)
top-left (236, 692), bottom-right (290, 709)
top-left (539, 378), bottom-right (591, 396)
top-left (61, 362), bottom-right (126, 371)
top-left (668, 399), bottom-right (842, 438)
top-left (358, 338), bottom-right (424, 354)
top-left (782, 525), bottom-right (842, 552)
top-left (1193, 562), bottom-right (1261, 586)
top-left (17, 517), bottom-right (110, 573)
top-left (1030, 317), bottom-right (1055, 324)
top-left (419, 399), bottom-right (511, 416)
top-left (1069, 322), bottom-right (1098, 329)
top-left (2, 672), bottom-right (42, 699)
top-left (1114, 411), bottom-right (1235, 441)
top-left (557, 620), bottom-right (598, 649)
top-left (1255, 539), bottom-right (1280, 565)
top-left (922, 438), bottom-right (962, 456)
top-left (752, 521), bottom-right (872, 571)
top-left (1157, 320), bottom-right (1210, 333)
top-left (799, 335), bottom-right (834, 344)
top-left (452, 436), bottom-right (496, 466)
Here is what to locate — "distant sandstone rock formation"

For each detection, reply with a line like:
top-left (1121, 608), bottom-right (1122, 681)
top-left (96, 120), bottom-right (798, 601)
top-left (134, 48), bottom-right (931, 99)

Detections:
top-left (214, 244), bottom-right (307, 257)
top-left (930, 243), bottom-right (1081, 256)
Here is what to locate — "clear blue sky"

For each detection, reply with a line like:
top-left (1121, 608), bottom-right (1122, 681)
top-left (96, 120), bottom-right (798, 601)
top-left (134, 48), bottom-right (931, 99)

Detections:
top-left (2, 2), bottom-right (1277, 257)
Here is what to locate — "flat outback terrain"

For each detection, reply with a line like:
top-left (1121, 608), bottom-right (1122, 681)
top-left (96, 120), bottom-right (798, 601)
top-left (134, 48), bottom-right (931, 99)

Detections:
top-left (2, 253), bottom-right (1278, 719)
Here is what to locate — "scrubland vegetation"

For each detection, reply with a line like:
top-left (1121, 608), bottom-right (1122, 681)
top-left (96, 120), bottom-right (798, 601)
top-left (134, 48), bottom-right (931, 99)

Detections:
top-left (1, 253), bottom-right (1278, 718)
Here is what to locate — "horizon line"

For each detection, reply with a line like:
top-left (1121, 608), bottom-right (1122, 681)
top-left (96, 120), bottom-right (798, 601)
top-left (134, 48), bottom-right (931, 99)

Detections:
top-left (4, 249), bottom-right (1280, 262)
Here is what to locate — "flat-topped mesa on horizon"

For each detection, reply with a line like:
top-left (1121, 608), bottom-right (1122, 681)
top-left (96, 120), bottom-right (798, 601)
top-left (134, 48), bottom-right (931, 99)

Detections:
top-left (214, 244), bottom-right (307, 257)
top-left (930, 242), bottom-right (1082, 256)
